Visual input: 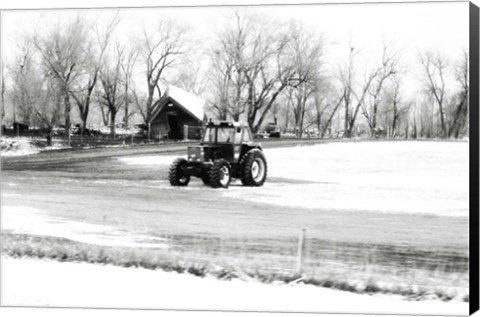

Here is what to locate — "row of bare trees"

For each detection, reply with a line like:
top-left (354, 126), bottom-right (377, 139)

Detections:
top-left (210, 14), bottom-right (324, 137)
top-left (1, 11), bottom-right (469, 142)
top-left (207, 12), bottom-right (468, 139)
top-left (2, 14), bottom-right (192, 144)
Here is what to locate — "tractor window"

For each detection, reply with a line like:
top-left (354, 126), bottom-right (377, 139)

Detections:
top-left (203, 127), bottom-right (215, 143)
top-left (217, 127), bottom-right (235, 143)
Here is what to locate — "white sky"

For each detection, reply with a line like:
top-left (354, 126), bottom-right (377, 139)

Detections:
top-left (0, 1), bottom-right (470, 114)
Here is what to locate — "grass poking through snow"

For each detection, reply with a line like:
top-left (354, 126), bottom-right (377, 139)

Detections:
top-left (1, 232), bottom-right (468, 302)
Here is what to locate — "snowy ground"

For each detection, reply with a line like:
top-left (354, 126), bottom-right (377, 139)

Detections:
top-left (1, 205), bottom-right (168, 249)
top-left (118, 141), bottom-right (469, 217)
top-left (1, 140), bottom-right (469, 314)
top-left (1, 257), bottom-right (468, 315)
top-left (0, 137), bottom-right (67, 156)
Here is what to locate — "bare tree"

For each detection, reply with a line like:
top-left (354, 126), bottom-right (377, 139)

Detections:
top-left (448, 51), bottom-right (469, 138)
top-left (33, 17), bottom-right (87, 145)
top-left (171, 63), bottom-right (209, 97)
top-left (361, 42), bottom-right (399, 137)
top-left (287, 22), bottom-right (324, 138)
top-left (382, 75), bottom-right (409, 137)
top-left (389, 77), bottom-right (402, 137)
top-left (319, 93), bottom-right (344, 138)
top-left (1, 61), bottom-right (5, 124)
top-left (94, 87), bottom-right (110, 127)
top-left (9, 42), bottom-right (37, 126)
top-left (98, 47), bottom-right (124, 138)
top-left (409, 101), bottom-right (418, 139)
top-left (303, 85), bottom-right (327, 136)
top-left (211, 12), bottom-right (300, 132)
top-left (339, 46), bottom-right (380, 138)
top-left (419, 51), bottom-right (448, 138)
top-left (31, 79), bottom-right (63, 146)
top-left (277, 86), bottom-right (295, 132)
top-left (69, 15), bottom-right (119, 136)
top-left (243, 25), bottom-right (296, 132)
top-left (340, 45), bottom-right (356, 138)
top-left (138, 20), bottom-right (188, 137)
top-left (210, 11), bottom-right (251, 121)
top-left (210, 54), bottom-right (232, 120)
top-left (9, 41), bottom-right (62, 144)
top-left (120, 47), bottom-right (138, 129)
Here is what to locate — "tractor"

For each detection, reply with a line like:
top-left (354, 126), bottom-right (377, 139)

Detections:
top-left (168, 120), bottom-right (267, 188)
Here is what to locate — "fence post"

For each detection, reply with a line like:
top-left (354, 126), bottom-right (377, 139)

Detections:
top-left (296, 229), bottom-right (306, 275)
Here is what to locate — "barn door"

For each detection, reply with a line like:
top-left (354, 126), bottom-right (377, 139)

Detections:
top-left (168, 114), bottom-right (183, 139)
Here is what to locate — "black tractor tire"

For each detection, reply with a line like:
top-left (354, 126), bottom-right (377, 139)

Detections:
top-left (168, 158), bottom-right (190, 186)
top-left (209, 159), bottom-right (232, 188)
top-left (241, 149), bottom-right (268, 186)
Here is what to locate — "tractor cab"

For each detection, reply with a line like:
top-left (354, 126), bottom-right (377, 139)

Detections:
top-left (187, 121), bottom-right (255, 164)
top-left (202, 121), bottom-right (253, 144)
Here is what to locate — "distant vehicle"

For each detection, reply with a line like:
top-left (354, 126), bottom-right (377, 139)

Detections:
top-left (72, 124), bottom-right (101, 136)
top-left (12, 122), bottom-right (29, 132)
top-left (374, 126), bottom-right (387, 139)
top-left (169, 120), bottom-right (268, 188)
top-left (265, 122), bottom-right (281, 138)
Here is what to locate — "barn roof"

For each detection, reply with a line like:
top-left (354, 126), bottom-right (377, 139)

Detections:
top-left (150, 86), bottom-right (205, 123)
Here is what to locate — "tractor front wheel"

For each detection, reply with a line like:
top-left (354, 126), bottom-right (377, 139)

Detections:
top-left (209, 159), bottom-right (232, 188)
top-left (168, 158), bottom-right (190, 186)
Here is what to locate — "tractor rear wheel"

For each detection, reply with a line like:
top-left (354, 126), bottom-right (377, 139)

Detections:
top-left (168, 158), bottom-right (190, 186)
top-left (241, 149), bottom-right (267, 186)
top-left (209, 159), bottom-right (232, 188)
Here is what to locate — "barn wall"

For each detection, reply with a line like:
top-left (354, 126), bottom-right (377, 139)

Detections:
top-left (150, 98), bottom-right (203, 140)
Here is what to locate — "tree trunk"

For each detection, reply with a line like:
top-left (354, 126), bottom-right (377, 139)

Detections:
top-left (110, 108), bottom-right (116, 138)
top-left (124, 83), bottom-right (130, 129)
top-left (81, 112), bottom-right (88, 132)
top-left (316, 113), bottom-right (322, 138)
top-left (343, 103), bottom-right (349, 137)
top-left (1, 72), bottom-right (5, 123)
top-left (404, 119), bottom-right (409, 139)
top-left (295, 93), bottom-right (302, 138)
top-left (100, 107), bottom-right (110, 127)
top-left (46, 126), bottom-right (53, 146)
top-left (64, 89), bottom-right (71, 146)
top-left (346, 103), bottom-right (362, 138)
top-left (449, 95), bottom-right (467, 139)
top-left (412, 111), bottom-right (417, 139)
top-left (321, 96), bottom-right (343, 138)
top-left (371, 102), bottom-right (379, 138)
top-left (145, 87), bottom-right (154, 139)
top-left (284, 104), bottom-right (290, 133)
top-left (439, 105), bottom-right (446, 139)
top-left (391, 101), bottom-right (398, 138)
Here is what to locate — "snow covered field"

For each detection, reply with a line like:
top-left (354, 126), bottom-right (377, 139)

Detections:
top-left (1, 205), bottom-right (168, 249)
top-left (119, 141), bottom-right (469, 217)
top-left (0, 137), bottom-right (67, 156)
top-left (1, 257), bottom-right (468, 315)
top-left (1, 140), bottom-right (469, 314)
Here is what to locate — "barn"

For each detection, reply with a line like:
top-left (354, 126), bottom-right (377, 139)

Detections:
top-left (149, 86), bottom-right (206, 140)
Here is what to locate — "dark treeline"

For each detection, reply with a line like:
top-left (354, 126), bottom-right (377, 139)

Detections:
top-left (0, 10), bottom-right (469, 144)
